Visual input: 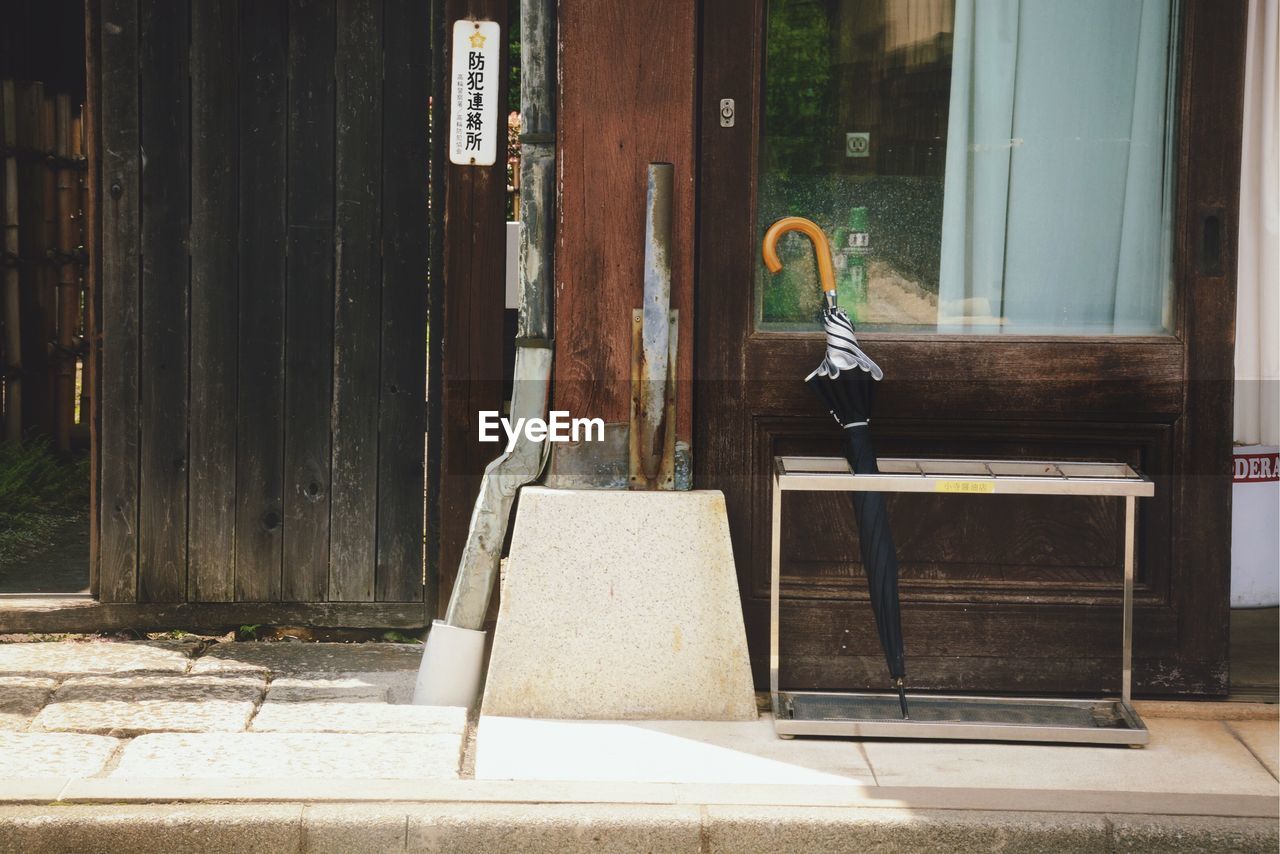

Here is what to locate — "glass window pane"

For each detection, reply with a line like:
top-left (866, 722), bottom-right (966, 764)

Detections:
top-left (757, 0), bottom-right (1180, 335)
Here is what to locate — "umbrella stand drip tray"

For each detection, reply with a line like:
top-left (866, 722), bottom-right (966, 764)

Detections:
top-left (772, 690), bottom-right (1149, 745)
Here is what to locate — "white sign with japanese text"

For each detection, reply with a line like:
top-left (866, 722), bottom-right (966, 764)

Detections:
top-left (449, 19), bottom-right (501, 166)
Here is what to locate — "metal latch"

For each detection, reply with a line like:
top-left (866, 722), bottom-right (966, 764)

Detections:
top-left (719, 98), bottom-right (735, 128)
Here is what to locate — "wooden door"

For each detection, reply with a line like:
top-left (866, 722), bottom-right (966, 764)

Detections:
top-left (695, 0), bottom-right (1246, 696)
top-left (93, 0), bottom-right (431, 622)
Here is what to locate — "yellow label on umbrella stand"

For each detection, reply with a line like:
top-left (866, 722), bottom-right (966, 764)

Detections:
top-left (935, 480), bottom-right (996, 494)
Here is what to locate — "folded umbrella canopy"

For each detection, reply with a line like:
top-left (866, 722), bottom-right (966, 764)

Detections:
top-left (762, 216), bottom-right (909, 719)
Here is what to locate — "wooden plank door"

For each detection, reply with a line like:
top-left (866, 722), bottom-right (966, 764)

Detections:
top-left (95, 0), bottom-right (432, 616)
top-left (695, 0), bottom-right (1246, 696)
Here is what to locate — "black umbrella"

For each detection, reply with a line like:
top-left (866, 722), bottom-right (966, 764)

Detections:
top-left (763, 217), bottom-right (909, 719)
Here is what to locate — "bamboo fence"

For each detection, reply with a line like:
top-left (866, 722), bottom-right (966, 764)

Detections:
top-left (0, 79), bottom-right (89, 450)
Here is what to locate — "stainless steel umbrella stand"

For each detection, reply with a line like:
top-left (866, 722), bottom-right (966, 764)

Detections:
top-left (769, 456), bottom-right (1156, 746)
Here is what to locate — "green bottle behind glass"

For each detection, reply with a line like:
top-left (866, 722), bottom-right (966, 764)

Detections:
top-left (832, 207), bottom-right (869, 322)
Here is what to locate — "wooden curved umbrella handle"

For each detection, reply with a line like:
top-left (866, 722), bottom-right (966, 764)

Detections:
top-left (761, 216), bottom-right (837, 296)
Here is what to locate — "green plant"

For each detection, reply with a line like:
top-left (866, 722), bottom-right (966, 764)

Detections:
top-left (237, 624), bottom-right (261, 641)
top-left (381, 630), bottom-right (423, 644)
top-left (0, 438), bottom-right (90, 565)
top-left (0, 438), bottom-right (89, 516)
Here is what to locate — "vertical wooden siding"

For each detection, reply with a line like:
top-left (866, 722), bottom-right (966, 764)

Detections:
top-left (234, 0), bottom-right (288, 602)
top-left (188, 0), bottom-right (239, 603)
top-left (97, 0), bottom-right (431, 606)
top-left (136, 0), bottom-right (190, 602)
top-left (98, 0), bottom-right (141, 604)
top-left (282, 0), bottom-right (337, 602)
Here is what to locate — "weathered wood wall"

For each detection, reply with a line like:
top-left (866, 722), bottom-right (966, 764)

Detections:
top-left (552, 0), bottom-right (697, 464)
top-left (96, 0), bottom-right (431, 613)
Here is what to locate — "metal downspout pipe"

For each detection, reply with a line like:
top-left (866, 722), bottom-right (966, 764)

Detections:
top-left (414, 0), bottom-right (556, 705)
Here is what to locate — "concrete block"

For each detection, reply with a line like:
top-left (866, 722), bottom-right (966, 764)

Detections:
top-left (304, 805), bottom-right (410, 854)
top-left (704, 806), bottom-right (1110, 854)
top-left (32, 675), bottom-right (264, 736)
top-left (111, 732), bottom-right (462, 780)
top-left (251, 702), bottom-right (466, 734)
top-left (403, 803), bottom-right (705, 853)
top-left (475, 715), bottom-right (874, 785)
top-left (0, 677), bottom-right (56, 730)
top-left (0, 805), bottom-right (303, 854)
top-left (0, 732), bottom-right (119, 778)
top-left (1108, 813), bottom-right (1280, 853)
top-left (482, 488), bottom-right (756, 721)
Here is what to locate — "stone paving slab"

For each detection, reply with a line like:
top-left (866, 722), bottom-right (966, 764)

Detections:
top-left (0, 677), bottom-right (57, 730)
top-left (251, 701), bottom-right (465, 734)
top-left (191, 644), bottom-right (420, 703)
top-left (262, 676), bottom-right (391, 703)
top-left (190, 642), bottom-right (421, 677)
top-left (0, 732), bottom-right (119, 778)
top-left (329, 670), bottom-right (417, 705)
top-left (112, 732), bottom-right (462, 780)
top-left (861, 718), bottom-right (1279, 797)
top-left (1229, 720), bottom-right (1280, 779)
top-left (0, 640), bottom-right (193, 678)
top-left (31, 675), bottom-right (265, 736)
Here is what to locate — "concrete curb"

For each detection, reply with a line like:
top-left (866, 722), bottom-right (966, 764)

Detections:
top-left (2, 777), bottom-right (1277, 819)
top-left (0, 802), bottom-right (1276, 854)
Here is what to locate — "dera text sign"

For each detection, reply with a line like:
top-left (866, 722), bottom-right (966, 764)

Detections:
top-left (449, 19), bottom-right (500, 166)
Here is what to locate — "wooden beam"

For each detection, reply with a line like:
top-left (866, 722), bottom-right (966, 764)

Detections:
top-left (1169, 0), bottom-right (1249, 692)
top-left (83, 0), bottom-right (102, 597)
top-left (424, 0), bottom-right (448, 620)
top-left (0, 599), bottom-right (431, 633)
top-left (436, 0), bottom-right (509, 615)
top-left (97, 0), bottom-right (141, 604)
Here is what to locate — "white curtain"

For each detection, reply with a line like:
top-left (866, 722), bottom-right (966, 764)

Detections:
top-left (938, 0), bottom-right (1178, 333)
top-left (1235, 0), bottom-right (1279, 447)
